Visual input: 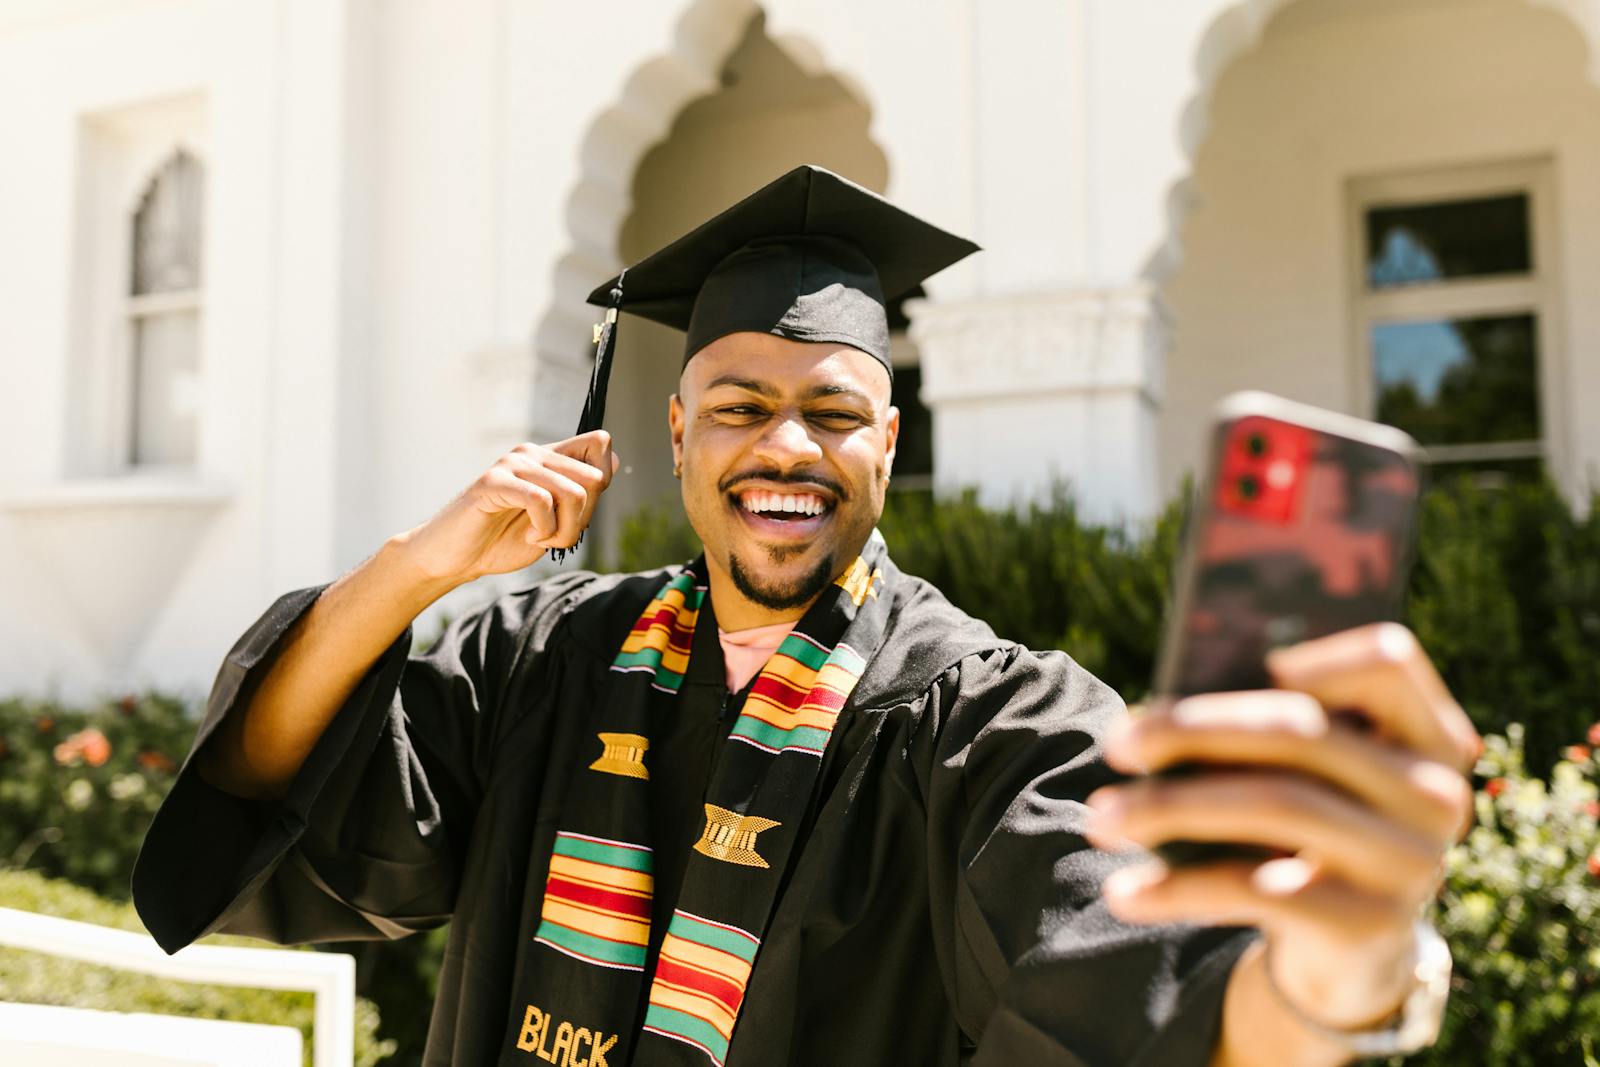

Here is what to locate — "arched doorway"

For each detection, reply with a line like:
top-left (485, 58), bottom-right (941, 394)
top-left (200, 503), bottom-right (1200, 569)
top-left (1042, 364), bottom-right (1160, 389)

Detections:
top-left (1157, 0), bottom-right (1600, 500)
top-left (590, 10), bottom-right (890, 556)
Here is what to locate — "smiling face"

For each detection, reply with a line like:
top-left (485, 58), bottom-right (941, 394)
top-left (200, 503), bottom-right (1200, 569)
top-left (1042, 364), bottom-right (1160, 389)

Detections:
top-left (669, 332), bottom-right (899, 629)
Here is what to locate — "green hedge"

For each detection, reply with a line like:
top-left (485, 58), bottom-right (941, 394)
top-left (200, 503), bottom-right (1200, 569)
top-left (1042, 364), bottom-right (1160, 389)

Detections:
top-left (0, 869), bottom-right (395, 1066)
top-left (0, 692), bottom-right (193, 900)
top-left (611, 476), bottom-right (1600, 772)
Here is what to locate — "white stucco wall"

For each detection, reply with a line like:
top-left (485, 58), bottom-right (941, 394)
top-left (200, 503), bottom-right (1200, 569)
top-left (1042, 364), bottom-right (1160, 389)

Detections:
top-left (0, 0), bottom-right (410, 696)
top-left (0, 0), bottom-right (304, 696)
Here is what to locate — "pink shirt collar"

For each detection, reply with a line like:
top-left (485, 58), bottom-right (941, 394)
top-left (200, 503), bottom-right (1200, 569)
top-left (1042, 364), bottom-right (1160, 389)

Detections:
top-left (718, 621), bottom-right (797, 694)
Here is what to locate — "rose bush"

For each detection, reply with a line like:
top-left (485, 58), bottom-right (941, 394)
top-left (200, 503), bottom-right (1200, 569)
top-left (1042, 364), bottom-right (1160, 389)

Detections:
top-left (1394, 724), bottom-right (1600, 1066)
top-left (0, 693), bottom-right (193, 898)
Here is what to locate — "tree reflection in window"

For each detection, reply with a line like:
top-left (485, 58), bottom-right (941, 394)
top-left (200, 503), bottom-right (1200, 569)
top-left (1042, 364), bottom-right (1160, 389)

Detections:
top-left (1365, 194), bottom-right (1530, 289)
top-left (1373, 314), bottom-right (1540, 450)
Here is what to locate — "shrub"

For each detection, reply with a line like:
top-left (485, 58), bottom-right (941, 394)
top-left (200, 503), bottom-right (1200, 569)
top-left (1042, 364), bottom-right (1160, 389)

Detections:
top-left (875, 486), bottom-right (1182, 700)
top-left (1395, 725), bottom-right (1600, 1066)
top-left (0, 693), bottom-right (193, 899)
top-left (608, 498), bottom-right (703, 574)
top-left (0, 869), bottom-right (395, 1066)
top-left (1407, 476), bottom-right (1600, 771)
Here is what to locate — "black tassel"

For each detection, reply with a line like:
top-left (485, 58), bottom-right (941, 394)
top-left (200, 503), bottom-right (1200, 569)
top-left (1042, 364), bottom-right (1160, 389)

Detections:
top-left (550, 271), bottom-right (625, 564)
top-left (576, 271), bottom-right (625, 436)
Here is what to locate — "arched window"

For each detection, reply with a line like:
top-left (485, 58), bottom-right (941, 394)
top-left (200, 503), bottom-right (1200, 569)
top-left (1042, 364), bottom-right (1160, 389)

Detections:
top-left (126, 149), bottom-right (204, 467)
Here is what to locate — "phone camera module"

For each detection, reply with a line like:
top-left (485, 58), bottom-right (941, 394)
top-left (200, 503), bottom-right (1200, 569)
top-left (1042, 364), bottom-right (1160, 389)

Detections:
top-left (1244, 432), bottom-right (1269, 458)
top-left (1237, 474), bottom-right (1260, 500)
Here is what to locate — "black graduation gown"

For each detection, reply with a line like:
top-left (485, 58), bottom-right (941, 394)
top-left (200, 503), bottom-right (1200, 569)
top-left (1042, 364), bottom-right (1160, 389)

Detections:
top-left (133, 562), bottom-right (1253, 1066)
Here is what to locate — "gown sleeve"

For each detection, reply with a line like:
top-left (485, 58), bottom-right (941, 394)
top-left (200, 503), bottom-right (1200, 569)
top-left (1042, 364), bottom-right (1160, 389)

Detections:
top-left (132, 572), bottom-right (596, 954)
top-left (919, 644), bottom-right (1256, 1067)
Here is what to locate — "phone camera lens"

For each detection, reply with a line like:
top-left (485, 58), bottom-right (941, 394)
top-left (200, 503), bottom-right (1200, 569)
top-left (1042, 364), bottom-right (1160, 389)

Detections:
top-left (1238, 474), bottom-right (1260, 500)
top-left (1245, 433), bottom-right (1269, 457)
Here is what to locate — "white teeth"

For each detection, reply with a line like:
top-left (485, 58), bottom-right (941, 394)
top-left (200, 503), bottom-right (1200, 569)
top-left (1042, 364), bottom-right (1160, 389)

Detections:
top-left (741, 491), bottom-right (827, 516)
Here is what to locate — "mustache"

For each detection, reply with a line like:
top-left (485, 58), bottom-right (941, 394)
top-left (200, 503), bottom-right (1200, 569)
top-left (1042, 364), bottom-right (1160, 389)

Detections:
top-left (718, 468), bottom-right (848, 501)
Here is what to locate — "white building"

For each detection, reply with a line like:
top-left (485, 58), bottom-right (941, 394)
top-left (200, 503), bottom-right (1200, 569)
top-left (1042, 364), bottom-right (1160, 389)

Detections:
top-left (3, 0), bottom-right (1598, 700)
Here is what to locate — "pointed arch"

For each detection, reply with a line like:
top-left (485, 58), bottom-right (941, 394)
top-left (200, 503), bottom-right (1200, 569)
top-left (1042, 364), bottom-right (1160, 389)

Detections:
top-left (1146, 0), bottom-right (1600, 284)
top-left (527, 0), bottom-right (886, 442)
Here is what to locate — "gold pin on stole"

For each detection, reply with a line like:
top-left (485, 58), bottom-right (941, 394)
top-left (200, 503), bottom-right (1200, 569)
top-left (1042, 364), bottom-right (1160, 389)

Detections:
top-left (694, 804), bottom-right (780, 868)
top-left (834, 557), bottom-right (883, 607)
top-left (589, 732), bottom-right (650, 780)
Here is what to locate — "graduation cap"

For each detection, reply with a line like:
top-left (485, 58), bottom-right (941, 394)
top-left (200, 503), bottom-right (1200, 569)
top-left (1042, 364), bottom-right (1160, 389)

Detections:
top-left (573, 165), bottom-right (980, 439)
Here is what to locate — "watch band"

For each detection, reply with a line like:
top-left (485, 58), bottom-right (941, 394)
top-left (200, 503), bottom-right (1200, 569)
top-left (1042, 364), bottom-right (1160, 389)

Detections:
top-left (1264, 921), bottom-right (1453, 1056)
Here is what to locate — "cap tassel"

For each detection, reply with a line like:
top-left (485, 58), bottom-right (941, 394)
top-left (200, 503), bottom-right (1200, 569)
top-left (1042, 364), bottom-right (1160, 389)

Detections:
top-left (550, 271), bottom-right (625, 564)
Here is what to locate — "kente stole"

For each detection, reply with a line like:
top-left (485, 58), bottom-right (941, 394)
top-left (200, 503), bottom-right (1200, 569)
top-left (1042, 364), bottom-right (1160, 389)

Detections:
top-left (506, 541), bottom-right (889, 1066)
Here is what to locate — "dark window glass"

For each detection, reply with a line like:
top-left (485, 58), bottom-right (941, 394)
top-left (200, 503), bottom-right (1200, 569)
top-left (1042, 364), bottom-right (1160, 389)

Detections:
top-left (1372, 313), bottom-right (1540, 448)
top-left (889, 362), bottom-right (933, 479)
top-left (1365, 194), bottom-right (1530, 289)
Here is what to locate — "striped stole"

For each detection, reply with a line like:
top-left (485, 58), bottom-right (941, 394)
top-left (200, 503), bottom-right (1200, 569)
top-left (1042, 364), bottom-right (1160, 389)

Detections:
top-left (507, 542), bottom-right (890, 1066)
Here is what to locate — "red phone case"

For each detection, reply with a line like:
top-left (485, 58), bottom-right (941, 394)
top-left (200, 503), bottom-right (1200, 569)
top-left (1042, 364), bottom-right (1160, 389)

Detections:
top-left (1155, 392), bottom-right (1423, 698)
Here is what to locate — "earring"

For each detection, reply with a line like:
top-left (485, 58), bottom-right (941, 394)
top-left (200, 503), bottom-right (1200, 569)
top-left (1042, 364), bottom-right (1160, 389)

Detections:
top-left (673, 462), bottom-right (682, 479)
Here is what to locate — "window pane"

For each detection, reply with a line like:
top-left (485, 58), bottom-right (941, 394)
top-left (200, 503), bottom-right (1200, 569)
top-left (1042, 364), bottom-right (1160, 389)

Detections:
top-left (889, 363), bottom-right (933, 479)
top-left (1365, 193), bottom-right (1530, 289)
top-left (132, 151), bottom-right (204, 296)
top-left (131, 310), bottom-right (200, 466)
top-left (1372, 314), bottom-right (1540, 448)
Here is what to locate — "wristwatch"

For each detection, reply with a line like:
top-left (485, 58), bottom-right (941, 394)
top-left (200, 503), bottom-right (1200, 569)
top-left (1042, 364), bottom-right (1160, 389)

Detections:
top-left (1266, 921), bottom-right (1453, 1056)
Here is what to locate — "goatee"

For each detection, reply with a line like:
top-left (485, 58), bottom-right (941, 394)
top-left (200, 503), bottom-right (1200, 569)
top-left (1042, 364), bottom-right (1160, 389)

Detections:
top-left (728, 553), bottom-right (836, 612)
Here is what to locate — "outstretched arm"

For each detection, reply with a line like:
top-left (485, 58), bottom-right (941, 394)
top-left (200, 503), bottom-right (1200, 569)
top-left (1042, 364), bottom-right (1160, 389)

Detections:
top-left (1087, 624), bottom-right (1479, 1066)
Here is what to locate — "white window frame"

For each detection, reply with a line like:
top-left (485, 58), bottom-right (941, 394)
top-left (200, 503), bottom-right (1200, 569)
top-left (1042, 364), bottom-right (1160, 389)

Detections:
top-left (1346, 158), bottom-right (1567, 473)
top-left (67, 94), bottom-right (207, 480)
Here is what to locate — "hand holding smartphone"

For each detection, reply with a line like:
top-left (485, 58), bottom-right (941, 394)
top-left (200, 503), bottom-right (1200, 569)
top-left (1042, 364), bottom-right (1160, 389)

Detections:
top-left (1149, 392), bottom-right (1423, 865)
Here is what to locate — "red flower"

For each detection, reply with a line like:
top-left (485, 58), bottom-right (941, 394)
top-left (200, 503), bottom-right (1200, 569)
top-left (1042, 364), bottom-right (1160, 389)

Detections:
top-left (1485, 777), bottom-right (1508, 798)
top-left (1588, 853), bottom-right (1600, 879)
top-left (1588, 722), bottom-right (1600, 748)
top-left (137, 749), bottom-right (177, 775)
top-left (118, 694), bottom-right (138, 716)
top-left (35, 715), bottom-right (55, 734)
top-left (1585, 801), bottom-right (1600, 820)
top-left (1567, 745), bottom-right (1592, 764)
top-left (53, 728), bottom-right (112, 768)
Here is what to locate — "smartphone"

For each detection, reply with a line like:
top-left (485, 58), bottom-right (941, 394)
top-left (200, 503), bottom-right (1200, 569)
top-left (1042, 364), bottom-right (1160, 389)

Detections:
top-left (1150, 391), bottom-right (1424, 863)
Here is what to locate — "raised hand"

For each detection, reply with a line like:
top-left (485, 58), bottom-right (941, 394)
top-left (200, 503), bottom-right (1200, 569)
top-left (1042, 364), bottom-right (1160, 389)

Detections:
top-left (400, 430), bottom-right (620, 583)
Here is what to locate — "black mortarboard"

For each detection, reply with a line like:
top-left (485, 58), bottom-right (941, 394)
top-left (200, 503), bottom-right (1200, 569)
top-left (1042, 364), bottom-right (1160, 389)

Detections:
top-left (553, 166), bottom-right (977, 562)
top-left (574, 165), bottom-right (979, 437)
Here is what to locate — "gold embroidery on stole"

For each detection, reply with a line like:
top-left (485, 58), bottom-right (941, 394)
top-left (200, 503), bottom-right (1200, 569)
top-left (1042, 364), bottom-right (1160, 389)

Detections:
top-left (693, 804), bottom-right (780, 868)
top-left (589, 732), bottom-right (650, 780)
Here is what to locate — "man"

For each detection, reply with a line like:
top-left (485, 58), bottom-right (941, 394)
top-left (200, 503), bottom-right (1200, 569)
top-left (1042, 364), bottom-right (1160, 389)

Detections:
top-left (134, 167), bottom-right (1478, 1066)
